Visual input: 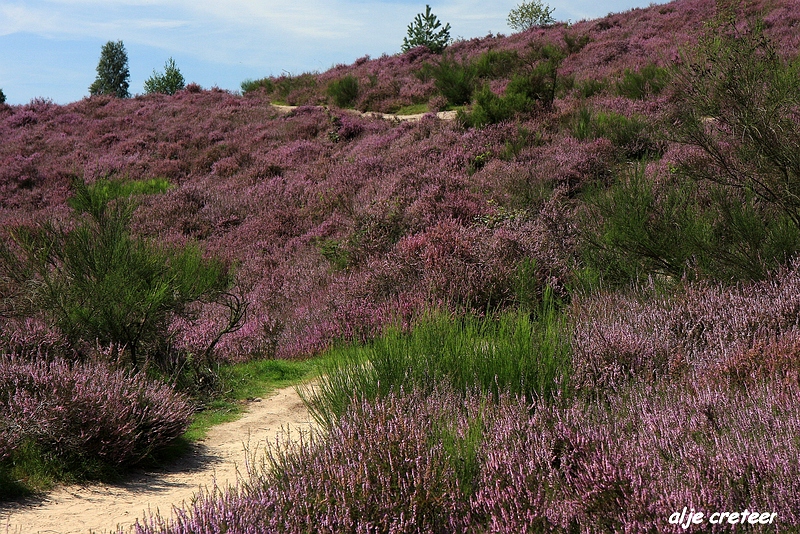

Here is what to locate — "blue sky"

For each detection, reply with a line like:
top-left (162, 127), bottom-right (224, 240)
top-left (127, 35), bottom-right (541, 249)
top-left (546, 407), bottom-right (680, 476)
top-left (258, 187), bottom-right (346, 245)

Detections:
top-left (0, 1), bottom-right (666, 105)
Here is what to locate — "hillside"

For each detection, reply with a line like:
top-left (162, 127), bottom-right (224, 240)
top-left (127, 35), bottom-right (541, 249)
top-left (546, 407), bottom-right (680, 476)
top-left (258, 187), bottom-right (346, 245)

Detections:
top-left (4, 0), bottom-right (800, 528)
top-left (5, 0), bottom-right (798, 361)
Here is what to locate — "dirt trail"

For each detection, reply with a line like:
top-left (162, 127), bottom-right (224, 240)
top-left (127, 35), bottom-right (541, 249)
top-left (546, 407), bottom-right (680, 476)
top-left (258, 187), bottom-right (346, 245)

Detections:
top-left (0, 385), bottom-right (316, 534)
top-left (271, 103), bottom-right (457, 122)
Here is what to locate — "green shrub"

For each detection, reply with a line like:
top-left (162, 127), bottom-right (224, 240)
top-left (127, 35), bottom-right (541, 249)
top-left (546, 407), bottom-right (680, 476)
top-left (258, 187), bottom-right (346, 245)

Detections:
top-left (143, 57), bottom-right (185, 95)
top-left (582, 163), bottom-right (800, 286)
top-left (0, 89), bottom-right (6, 104)
top-left (421, 56), bottom-right (476, 106)
top-left (0, 178), bottom-right (245, 370)
top-left (572, 107), bottom-right (655, 160)
top-left (241, 77), bottom-right (275, 94)
top-left (472, 49), bottom-right (521, 79)
top-left (668, 11), bottom-right (800, 230)
top-left (327, 75), bottom-right (360, 108)
top-left (459, 85), bottom-right (528, 128)
top-left (577, 78), bottom-right (607, 98)
top-left (273, 73), bottom-right (318, 103)
top-left (616, 63), bottom-right (670, 99)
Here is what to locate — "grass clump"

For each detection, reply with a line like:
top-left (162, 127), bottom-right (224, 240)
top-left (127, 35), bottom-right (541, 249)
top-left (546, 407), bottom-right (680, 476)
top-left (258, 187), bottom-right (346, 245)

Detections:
top-left (303, 297), bottom-right (571, 429)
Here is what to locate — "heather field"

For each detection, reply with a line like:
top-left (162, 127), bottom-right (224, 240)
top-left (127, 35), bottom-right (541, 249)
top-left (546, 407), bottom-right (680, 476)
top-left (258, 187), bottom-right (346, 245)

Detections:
top-left (3, 0), bottom-right (800, 531)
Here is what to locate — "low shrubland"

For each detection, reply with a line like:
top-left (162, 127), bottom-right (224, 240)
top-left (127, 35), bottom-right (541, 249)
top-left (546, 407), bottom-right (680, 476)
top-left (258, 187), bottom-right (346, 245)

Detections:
top-left (3, 0), bottom-right (800, 529)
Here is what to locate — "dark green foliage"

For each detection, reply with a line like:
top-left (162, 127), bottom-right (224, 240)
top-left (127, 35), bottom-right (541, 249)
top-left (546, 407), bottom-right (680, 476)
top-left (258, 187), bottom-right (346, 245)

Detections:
top-left (582, 163), bottom-right (800, 285)
top-left (459, 43), bottom-right (565, 128)
top-left (402, 5), bottom-right (452, 54)
top-left (89, 40), bottom-right (130, 98)
top-left (563, 32), bottom-right (591, 54)
top-left (241, 77), bottom-right (275, 94)
top-left (274, 73), bottom-right (318, 102)
top-left (616, 63), bottom-right (670, 99)
top-left (577, 78), bottom-right (607, 98)
top-left (421, 56), bottom-right (476, 106)
top-left (144, 58), bottom-right (186, 95)
top-left (668, 11), bottom-right (800, 229)
top-left (472, 49), bottom-right (521, 79)
top-left (0, 178), bottom-right (244, 370)
top-left (458, 85), bottom-right (527, 128)
top-left (0, 88), bottom-right (6, 104)
top-left (572, 107), bottom-right (656, 160)
top-left (327, 75), bottom-right (359, 108)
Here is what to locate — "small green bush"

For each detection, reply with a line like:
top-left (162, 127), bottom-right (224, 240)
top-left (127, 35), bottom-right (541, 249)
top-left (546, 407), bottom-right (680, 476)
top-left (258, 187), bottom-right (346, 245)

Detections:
top-left (572, 107), bottom-right (655, 160)
top-left (327, 75), bottom-right (360, 108)
top-left (0, 178), bottom-right (244, 370)
top-left (274, 73), bottom-right (318, 103)
top-left (472, 49), bottom-right (521, 79)
top-left (424, 56), bottom-right (476, 106)
top-left (616, 63), bottom-right (670, 100)
top-left (143, 57), bottom-right (185, 95)
top-left (241, 77), bottom-right (275, 94)
top-left (0, 89), bottom-right (6, 104)
top-left (459, 85), bottom-right (529, 128)
top-left (577, 78), bottom-right (607, 98)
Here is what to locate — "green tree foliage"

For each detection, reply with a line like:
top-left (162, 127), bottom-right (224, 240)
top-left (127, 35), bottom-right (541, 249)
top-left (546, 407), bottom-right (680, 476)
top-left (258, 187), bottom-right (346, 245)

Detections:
top-left (507, 0), bottom-right (555, 32)
top-left (0, 178), bottom-right (246, 370)
top-left (89, 40), bottom-right (130, 98)
top-left (0, 89), bottom-right (6, 104)
top-left (143, 57), bottom-right (186, 95)
top-left (402, 5), bottom-right (452, 54)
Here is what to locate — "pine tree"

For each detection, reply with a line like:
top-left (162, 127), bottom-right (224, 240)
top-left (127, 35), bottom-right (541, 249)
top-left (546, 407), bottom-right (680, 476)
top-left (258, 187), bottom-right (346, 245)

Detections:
top-left (89, 40), bottom-right (130, 98)
top-left (401, 5), bottom-right (451, 54)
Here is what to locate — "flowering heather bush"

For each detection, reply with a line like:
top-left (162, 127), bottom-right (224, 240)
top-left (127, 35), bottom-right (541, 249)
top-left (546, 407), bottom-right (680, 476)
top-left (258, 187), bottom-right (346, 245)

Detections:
top-left (571, 260), bottom-right (800, 392)
top-left (474, 377), bottom-right (800, 532)
top-left (135, 378), bottom-right (800, 533)
top-left (135, 390), bottom-right (475, 534)
top-left (0, 355), bottom-right (192, 473)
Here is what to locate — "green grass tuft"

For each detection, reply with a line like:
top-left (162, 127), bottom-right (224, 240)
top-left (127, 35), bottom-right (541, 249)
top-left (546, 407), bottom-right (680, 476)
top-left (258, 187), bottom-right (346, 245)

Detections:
top-left (303, 303), bottom-right (571, 429)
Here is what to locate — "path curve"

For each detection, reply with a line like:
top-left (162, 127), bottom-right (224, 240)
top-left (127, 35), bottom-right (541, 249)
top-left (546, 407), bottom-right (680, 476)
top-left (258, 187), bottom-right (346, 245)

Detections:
top-left (0, 384), bottom-right (316, 534)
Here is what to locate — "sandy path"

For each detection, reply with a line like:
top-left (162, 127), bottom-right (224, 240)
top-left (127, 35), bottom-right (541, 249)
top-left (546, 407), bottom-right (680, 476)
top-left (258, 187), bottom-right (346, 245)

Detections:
top-left (0, 384), bottom-right (316, 534)
top-left (271, 103), bottom-right (457, 122)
